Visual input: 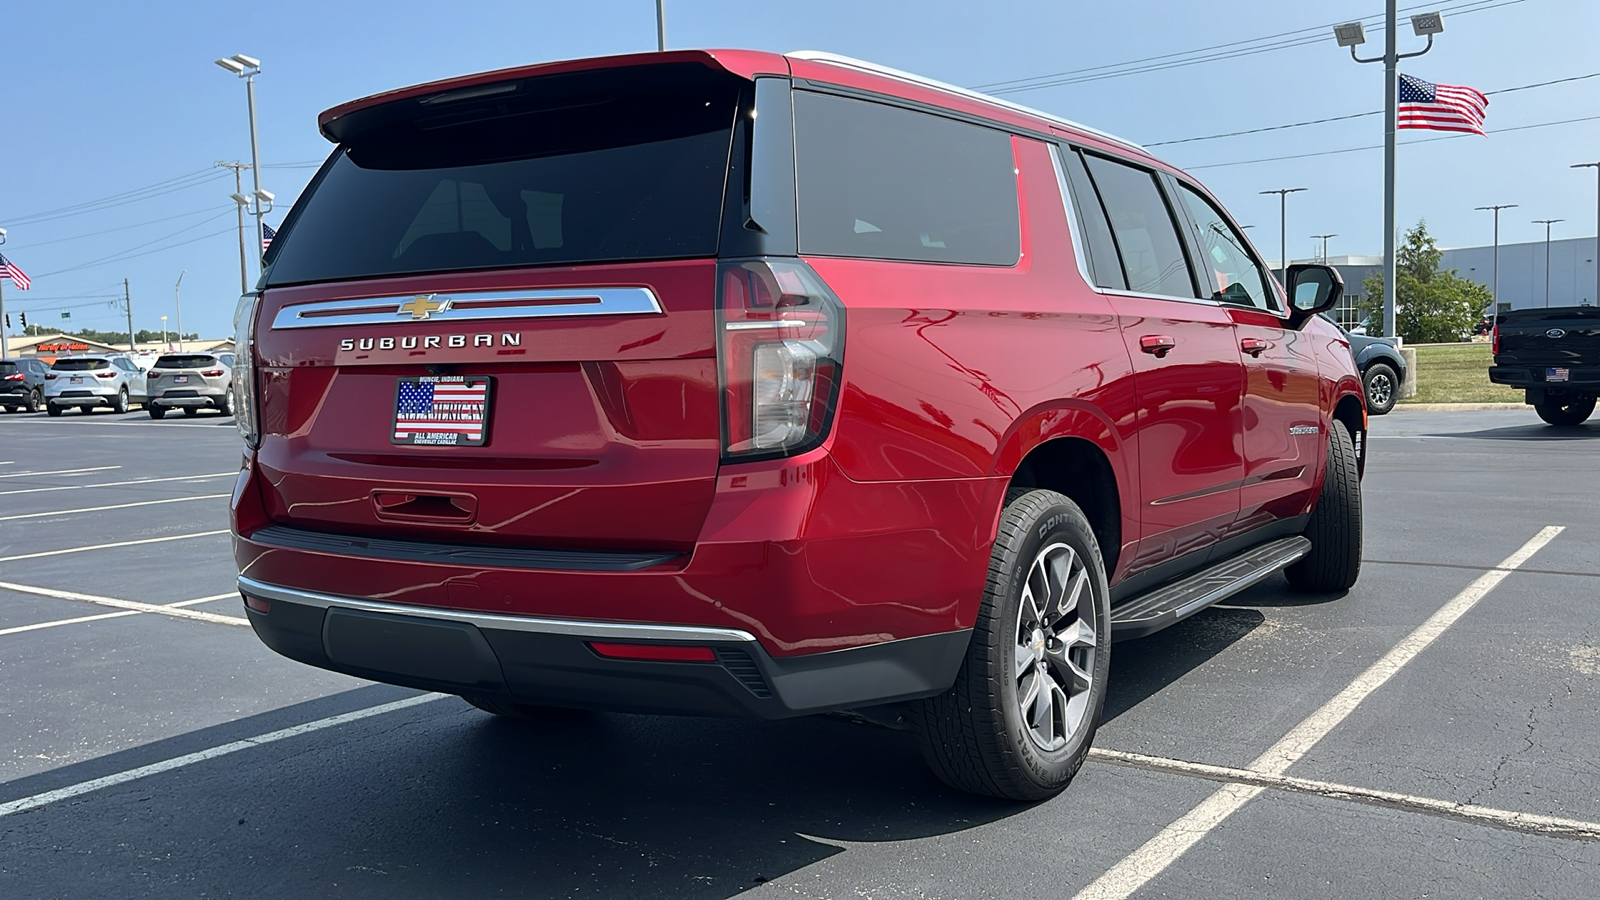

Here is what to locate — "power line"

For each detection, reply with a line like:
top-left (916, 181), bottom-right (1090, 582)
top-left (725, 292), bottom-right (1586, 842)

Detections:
top-left (1184, 112), bottom-right (1600, 171)
top-left (2, 169), bottom-right (226, 227)
top-left (16, 205), bottom-right (233, 249)
top-left (36, 214), bottom-right (236, 278)
top-left (977, 0), bottom-right (1529, 96)
top-left (1148, 71), bottom-right (1600, 147)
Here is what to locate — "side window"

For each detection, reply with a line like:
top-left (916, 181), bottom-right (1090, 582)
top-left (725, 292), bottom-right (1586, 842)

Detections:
top-left (1175, 183), bottom-right (1276, 312)
top-left (793, 92), bottom-right (1020, 266)
top-left (1054, 146), bottom-right (1126, 290)
top-left (1081, 154), bottom-right (1198, 299)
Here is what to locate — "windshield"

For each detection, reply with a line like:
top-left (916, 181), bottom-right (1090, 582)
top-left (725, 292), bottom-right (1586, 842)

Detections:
top-left (265, 64), bottom-right (743, 287)
top-left (52, 358), bottom-right (108, 371)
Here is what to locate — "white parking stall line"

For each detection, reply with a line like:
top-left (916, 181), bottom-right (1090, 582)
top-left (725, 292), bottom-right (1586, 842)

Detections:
top-left (0, 472), bottom-right (236, 496)
top-left (0, 694), bottom-right (444, 819)
top-left (1089, 749), bottom-right (1600, 843)
top-left (0, 593), bottom-right (241, 637)
top-left (1073, 525), bottom-right (1565, 900)
top-left (0, 582), bottom-right (247, 626)
top-left (0, 530), bottom-right (230, 563)
top-left (0, 466), bottom-right (120, 479)
top-left (0, 494), bottom-right (230, 523)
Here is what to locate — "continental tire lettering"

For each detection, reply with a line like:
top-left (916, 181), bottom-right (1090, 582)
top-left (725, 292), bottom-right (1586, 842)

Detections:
top-left (1037, 512), bottom-right (1070, 539)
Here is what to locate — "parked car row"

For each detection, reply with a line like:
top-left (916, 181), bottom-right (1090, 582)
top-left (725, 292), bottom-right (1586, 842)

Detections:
top-left (0, 353), bottom-right (234, 418)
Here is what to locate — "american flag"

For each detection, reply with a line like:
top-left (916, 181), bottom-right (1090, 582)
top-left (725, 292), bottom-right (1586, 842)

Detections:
top-left (1398, 74), bottom-right (1488, 135)
top-left (261, 222), bottom-right (276, 253)
top-left (0, 254), bottom-right (30, 290)
top-left (393, 376), bottom-right (490, 445)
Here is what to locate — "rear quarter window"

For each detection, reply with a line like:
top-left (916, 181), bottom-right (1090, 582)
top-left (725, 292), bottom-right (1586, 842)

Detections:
top-left (793, 92), bottom-right (1020, 266)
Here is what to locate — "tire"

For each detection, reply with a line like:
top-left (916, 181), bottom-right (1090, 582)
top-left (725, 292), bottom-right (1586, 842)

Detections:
top-left (25, 389), bottom-right (40, 413)
top-left (112, 388), bottom-right (129, 414)
top-left (911, 488), bottom-right (1111, 801)
top-left (148, 405), bottom-right (166, 420)
top-left (1286, 421), bottom-right (1363, 593)
top-left (216, 388), bottom-right (232, 417)
top-left (1363, 363), bottom-right (1398, 416)
top-left (46, 403), bottom-right (62, 417)
top-left (1534, 396), bottom-right (1595, 426)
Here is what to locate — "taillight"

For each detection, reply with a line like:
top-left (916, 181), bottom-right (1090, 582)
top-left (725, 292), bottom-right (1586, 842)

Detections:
top-left (201, 369), bottom-right (224, 377)
top-left (147, 370), bottom-right (164, 378)
top-left (2, 373), bottom-right (21, 381)
top-left (717, 259), bottom-right (844, 460)
top-left (44, 373), bottom-right (57, 380)
top-left (95, 371), bottom-right (117, 379)
top-left (233, 292), bottom-right (262, 448)
top-left (1491, 318), bottom-right (1500, 356)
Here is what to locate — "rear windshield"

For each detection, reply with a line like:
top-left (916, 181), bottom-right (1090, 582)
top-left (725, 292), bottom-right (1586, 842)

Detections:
top-left (265, 64), bottom-right (743, 287)
top-left (51, 358), bottom-right (108, 371)
top-left (155, 355), bottom-right (219, 369)
top-left (0, 362), bottom-right (16, 375)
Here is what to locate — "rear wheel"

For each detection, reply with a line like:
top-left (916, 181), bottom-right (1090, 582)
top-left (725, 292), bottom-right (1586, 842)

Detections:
top-left (148, 405), bottom-right (166, 420)
top-left (911, 489), bottom-right (1110, 801)
top-left (1534, 396), bottom-right (1595, 426)
top-left (112, 387), bottom-right (129, 414)
top-left (216, 389), bottom-right (233, 417)
top-left (1286, 422), bottom-right (1363, 592)
top-left (1363, 363), bottom-right (1398, 416)
top-left (25, 389), bottom-right (40, 413)
top-left (46, 403), bottom-right (62, 417)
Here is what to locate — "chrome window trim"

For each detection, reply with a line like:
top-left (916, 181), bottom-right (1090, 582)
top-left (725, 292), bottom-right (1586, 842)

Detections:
top-left (1100, 288), bottom-right (1222, 308)
top-left (270, 287), bottom-right (663, 331)
top-left (237, 575), bottom-right (760, 643)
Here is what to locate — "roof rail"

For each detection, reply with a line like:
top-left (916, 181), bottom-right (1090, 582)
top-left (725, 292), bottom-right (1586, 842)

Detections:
top-left (785, 51), bottom-right (1149, 155)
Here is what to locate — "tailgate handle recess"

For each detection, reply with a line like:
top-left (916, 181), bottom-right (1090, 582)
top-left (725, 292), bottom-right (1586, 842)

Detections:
top-left (372, 490), bottom-right (478, 524)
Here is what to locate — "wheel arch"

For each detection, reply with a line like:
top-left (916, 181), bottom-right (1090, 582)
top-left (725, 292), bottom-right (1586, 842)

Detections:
top-left (1332, 390), bottom-right (1367, 477)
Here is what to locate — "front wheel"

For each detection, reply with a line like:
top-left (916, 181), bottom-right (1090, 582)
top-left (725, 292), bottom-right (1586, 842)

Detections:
top-left (1286, 422), bottom-right (1363, 592)
top-left (1363, 363), bottom-right (1398, 416)
top-left (1534, 396), bottom-right (1595, 426)
top-left (912, 489), bottom-right (1111, 801)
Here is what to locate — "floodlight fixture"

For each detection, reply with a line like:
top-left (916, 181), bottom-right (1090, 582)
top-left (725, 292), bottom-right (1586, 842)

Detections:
top-left (231, 54), bottom-right (261, 69)
top-left (215, 57), bottom-right (247, 74)
top-left (253, 189), bottom-right (275, 203)
top-left (1410, 12), bottom-right (1444, 37)
top-left (1333, 22), bottom-right (1366, 48)
top-left (0, 227), bottom-right (8, 242)
top-left (231, 193), bottom-right (249, 205)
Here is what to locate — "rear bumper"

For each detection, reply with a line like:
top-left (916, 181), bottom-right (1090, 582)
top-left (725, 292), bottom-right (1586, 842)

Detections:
top-left (45, 390), bottom-right (116, 406)
top-left (238, 575), bottom-right (970, 718)
top-left (1489, 365), bottom-right (1600, 393)
top-left (152, 393), bottom-right (227, 408)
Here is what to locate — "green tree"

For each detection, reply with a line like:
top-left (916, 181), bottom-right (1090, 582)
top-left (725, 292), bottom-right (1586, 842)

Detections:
top-left (1359, 220), bottom-right (1491, 343)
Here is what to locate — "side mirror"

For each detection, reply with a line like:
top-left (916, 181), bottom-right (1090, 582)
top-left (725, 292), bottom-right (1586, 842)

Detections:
top-left (1285, 263), bottom-right (1344, 328)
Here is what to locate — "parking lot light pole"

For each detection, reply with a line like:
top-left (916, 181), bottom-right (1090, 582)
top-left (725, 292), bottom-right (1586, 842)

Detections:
top-left (1534, 219), bottom-right (1564, 307)
top-left (215, 56), bottom-right (273, 273)
top-left (1313, 233), bottom-right (1338, 263)
top-left (656, 0), bottom-right (666, 50)
top-left (174, 271), bottom-right (185, 353)
top-left (1475, 204), bottom-right (1517, 311)
top-left (1334, 7), bottom-right (1444, 341)
top-left (1260, 188), bottom-right (1307, 285)
top-left (1574, 162), bottom-right (1600, 306)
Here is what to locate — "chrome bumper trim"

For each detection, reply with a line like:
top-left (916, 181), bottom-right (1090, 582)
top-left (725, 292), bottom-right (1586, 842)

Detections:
top-left (236, 575), bottom-right (759, 643)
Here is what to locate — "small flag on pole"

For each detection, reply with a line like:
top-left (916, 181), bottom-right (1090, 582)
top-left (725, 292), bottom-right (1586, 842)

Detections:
top-left (1398, 74), bottom-right (1488, 135)
top-left (262, 222), bottom-right (276, 253)
top-left (0, 253), bottom-right (30, 290)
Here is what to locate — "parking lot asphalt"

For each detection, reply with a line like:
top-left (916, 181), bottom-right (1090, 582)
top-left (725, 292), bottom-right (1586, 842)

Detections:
top-left (1, 405), bottom-right (1597, 899)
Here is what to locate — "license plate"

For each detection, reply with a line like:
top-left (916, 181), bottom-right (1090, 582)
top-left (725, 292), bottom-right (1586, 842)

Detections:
top-left (70, 377), bottom-right (83, 384)
top-left (174, 375), bottom-right (189, 383)
top-left (1547, 368), bottom-right (1570, 383)
top-left (392, 376), bottom-right (492, 447)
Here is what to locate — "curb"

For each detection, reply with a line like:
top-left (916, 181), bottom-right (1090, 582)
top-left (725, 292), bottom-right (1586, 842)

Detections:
top-left (1395, 402), bottom-right (1526, 411)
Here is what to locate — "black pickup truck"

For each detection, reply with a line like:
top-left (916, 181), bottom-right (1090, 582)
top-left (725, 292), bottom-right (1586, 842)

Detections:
top-left (1489, 306), bottom-right (1600, 425)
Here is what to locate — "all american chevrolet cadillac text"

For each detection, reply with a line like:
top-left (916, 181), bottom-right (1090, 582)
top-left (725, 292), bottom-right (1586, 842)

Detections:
top-left (229, 50), bottom-right (1366, 801)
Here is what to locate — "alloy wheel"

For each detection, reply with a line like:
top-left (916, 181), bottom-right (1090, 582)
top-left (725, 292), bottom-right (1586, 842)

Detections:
top-left (1369, 373), bottom-right (1393, 408)
top-left (1014, 541), bottom-right (1099, 751)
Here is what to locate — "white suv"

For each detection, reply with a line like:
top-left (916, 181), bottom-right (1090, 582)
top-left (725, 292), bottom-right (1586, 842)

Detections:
top-left (44, 357), bottom-right (143, 416)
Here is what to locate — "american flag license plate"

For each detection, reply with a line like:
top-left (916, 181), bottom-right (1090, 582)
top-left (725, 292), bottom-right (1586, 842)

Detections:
top-left (392, 376), bottom-right (492, 446)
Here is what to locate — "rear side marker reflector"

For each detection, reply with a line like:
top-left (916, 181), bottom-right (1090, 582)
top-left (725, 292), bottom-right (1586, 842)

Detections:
top-left (588, 642), bottom-right (716, 662)
top-left (244, 595), bottom-right (271, 614)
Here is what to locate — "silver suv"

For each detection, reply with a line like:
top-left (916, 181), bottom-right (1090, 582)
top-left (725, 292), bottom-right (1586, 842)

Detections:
top-left (147, 353), bottom-right (232, 418)
top-left (44, 357), bottom-right (143, 415)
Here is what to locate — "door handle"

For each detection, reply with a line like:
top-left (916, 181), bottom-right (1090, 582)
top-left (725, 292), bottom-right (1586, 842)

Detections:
top-left (1240, 337), bottom-right (1270, 357)
top-left (1139, 335), bottom-right (1177, 358)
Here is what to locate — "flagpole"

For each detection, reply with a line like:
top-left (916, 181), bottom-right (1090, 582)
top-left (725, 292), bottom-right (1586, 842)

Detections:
top-left (0, 229), bottom-right (10, 360)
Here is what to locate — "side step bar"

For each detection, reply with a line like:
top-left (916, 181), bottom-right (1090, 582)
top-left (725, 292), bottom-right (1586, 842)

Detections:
top-left (1110, 536), bottom-right (1312, 641)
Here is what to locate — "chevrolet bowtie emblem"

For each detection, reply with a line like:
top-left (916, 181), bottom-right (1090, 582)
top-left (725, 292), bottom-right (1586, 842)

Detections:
top-left (398, 295), bottom-right (449, 320)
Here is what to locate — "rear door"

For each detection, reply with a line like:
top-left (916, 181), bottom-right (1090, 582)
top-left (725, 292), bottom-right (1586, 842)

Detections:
top-left (1066, 149), bottom-right (1245, 571)
top-left (1170, 180), bottom-right (1323, 535)
top-left (251, 62), bottom-right (750, 551)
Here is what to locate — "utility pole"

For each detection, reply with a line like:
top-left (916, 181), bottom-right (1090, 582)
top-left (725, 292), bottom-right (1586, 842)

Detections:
top-left (1337, 7), bottom-right (1441, 341)
top-left (217, 162), bottom-right (252, 294)
top-left (1534, 219), bottom-right (1564, 307)
top-left (1475, 204), bottom-right (1517, 311)
top-left (1260, 188), bottom-right (1307, 285)
top-left (123, 279), bottom-right (135, 352)
top-left (656, 0), bottom-right (667, 51)
top-left (175, 270), bottom-right (186, 352)
top-left (1574, 162), bottom-right (1600, 306)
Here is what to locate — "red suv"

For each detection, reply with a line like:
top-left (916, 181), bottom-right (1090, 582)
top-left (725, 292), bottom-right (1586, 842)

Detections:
top-left (231, 50), bottom-right (1365, 801)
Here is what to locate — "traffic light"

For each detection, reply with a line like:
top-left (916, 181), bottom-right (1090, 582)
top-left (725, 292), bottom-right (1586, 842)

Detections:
top-left (18, 311), bottom-right (26, 329)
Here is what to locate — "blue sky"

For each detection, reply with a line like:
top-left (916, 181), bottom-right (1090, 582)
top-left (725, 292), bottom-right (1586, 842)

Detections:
top-left (3, 0), bottom-right (1597, 338)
